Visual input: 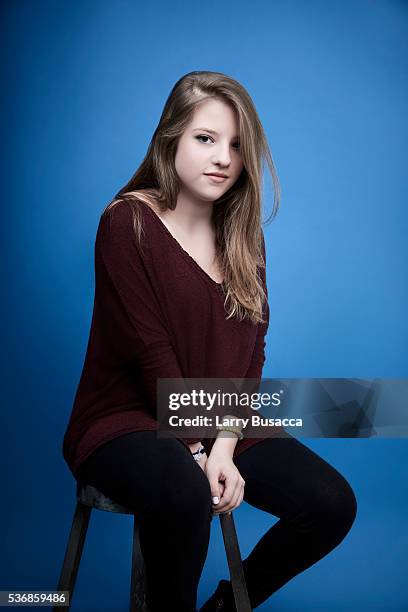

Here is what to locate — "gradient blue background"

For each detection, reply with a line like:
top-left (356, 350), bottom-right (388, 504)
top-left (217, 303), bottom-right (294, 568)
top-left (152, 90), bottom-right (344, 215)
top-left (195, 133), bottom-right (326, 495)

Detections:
top-left (2, 1), bottom-right (407, 610)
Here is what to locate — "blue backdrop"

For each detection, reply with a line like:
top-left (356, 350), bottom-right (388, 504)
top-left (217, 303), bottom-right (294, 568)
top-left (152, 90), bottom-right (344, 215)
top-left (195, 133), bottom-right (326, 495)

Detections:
top-left (2, 1), bottom-right (407, 610)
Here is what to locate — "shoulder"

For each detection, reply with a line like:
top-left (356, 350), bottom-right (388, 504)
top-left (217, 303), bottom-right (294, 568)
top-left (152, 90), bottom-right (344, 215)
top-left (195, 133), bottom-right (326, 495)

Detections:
top-left (101, 193), bottom-right (148, 225)
top-left (99, 192), bottom-right (160, 240)
top-left (97, 192), bottom-right (169, 267)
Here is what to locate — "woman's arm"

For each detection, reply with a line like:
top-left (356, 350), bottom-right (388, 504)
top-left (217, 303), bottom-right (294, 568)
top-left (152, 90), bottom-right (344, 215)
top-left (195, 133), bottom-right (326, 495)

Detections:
top-left (97, 201), bottom-right (201, 446)
top-left (211, 430), bottom-right (239, 457)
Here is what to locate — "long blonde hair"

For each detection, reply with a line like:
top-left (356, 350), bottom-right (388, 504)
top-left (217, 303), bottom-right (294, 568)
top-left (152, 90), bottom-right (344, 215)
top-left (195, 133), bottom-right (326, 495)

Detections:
top-left (104, 70), bottom-right (281, 324)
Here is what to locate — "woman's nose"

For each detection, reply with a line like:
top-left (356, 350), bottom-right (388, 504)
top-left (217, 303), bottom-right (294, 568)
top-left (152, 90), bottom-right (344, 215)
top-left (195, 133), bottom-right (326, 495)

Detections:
top-left (211, 146), bottom-right (231, 167)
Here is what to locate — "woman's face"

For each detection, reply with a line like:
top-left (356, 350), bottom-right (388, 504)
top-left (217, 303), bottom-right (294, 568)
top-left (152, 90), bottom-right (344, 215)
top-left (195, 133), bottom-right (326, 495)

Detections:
top-left (174, 98), bottom-right (244, 203)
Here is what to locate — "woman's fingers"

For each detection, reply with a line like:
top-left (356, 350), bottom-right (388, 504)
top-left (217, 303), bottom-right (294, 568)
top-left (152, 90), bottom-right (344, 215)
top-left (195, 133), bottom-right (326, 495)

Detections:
top-left (214, 478), bottom-right (234, 512)
top-left (208, 470), bottom-right (222, 505)
top-left (213, 477), bottom-right (245, 514)
top-left (204, 455), bottom-right (245, 513)
top-left (218, 481), bottom-right (225, 497)
top-left (226, 482), bottom-right (244, 513)
top-left (237, 485), bottom-right (245, 508)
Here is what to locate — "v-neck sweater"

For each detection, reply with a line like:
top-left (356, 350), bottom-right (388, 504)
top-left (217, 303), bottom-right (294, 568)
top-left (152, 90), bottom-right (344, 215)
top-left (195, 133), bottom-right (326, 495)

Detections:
top-left (62, 197), bottom-right (276, 479)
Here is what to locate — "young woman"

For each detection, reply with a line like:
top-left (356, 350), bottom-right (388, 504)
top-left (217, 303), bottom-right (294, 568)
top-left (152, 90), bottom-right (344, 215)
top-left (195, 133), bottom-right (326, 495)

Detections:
top-left (62, 71), bottom-right (357, 611)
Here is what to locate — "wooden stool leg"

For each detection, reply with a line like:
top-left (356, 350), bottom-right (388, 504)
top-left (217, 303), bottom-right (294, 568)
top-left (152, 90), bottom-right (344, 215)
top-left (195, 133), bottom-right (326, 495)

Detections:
top-left (53, 502), bottom-right (92, 612)
top-left (130, 515), bottom-right (148, 612)
top-left (219, 512), bottom-right (252, 612)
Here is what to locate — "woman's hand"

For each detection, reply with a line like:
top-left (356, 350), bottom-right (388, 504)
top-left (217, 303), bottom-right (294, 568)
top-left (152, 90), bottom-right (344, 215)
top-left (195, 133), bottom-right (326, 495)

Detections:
top-left (204, 448), bottom-right (245, 515)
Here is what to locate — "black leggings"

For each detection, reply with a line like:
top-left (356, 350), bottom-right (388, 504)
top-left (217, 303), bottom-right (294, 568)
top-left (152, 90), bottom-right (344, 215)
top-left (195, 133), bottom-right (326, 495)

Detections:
top-left (76, 432), bottom-right (357, 611)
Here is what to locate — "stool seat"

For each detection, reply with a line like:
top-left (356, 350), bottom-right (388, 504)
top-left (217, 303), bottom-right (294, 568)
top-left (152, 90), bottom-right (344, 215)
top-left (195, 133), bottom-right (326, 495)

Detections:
top-left (55, 482), bottom-right (252, 611)
top-left (76, 482), bottom-right (132, 514)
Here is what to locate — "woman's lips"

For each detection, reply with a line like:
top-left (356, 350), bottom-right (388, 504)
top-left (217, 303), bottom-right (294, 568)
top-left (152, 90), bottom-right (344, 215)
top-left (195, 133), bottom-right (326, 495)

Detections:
top-left (205, 174), bottom-right (228, 183)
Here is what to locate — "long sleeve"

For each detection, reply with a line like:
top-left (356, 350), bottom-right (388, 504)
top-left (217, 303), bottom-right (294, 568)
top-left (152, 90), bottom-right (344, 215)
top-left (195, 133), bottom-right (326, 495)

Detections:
top-left (97, 202), bottom-right (201, 444)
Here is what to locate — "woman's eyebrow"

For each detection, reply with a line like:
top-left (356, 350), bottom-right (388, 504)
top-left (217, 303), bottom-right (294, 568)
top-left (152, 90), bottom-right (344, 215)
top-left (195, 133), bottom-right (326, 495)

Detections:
top-left (192, 127), bottom-right (239, 139)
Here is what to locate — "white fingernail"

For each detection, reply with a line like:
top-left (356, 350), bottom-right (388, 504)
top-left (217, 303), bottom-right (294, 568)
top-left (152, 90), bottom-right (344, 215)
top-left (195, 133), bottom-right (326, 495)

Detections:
top-left (212, 496), bottom-right (219, 504)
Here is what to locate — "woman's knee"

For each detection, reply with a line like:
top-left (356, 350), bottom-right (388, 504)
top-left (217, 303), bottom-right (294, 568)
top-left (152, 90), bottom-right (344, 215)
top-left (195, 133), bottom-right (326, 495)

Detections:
top-left (141, 444), bottom-right (213, 521)
top-left (312, 472), bottom-right (357, 535)
top-left (162, 469), bottom-right (213, 520)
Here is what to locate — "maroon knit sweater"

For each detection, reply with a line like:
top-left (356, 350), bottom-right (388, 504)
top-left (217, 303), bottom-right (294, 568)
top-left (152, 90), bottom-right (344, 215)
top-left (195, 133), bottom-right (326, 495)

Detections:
top-left (62, 197), bottom-right (275, 479)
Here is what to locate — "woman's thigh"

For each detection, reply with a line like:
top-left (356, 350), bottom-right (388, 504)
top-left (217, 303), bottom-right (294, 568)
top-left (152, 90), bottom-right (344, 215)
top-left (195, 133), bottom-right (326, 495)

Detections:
top-left (76, 431), bottom-right (213, 521)
top-left (235, 435), bottom-right (357, 527)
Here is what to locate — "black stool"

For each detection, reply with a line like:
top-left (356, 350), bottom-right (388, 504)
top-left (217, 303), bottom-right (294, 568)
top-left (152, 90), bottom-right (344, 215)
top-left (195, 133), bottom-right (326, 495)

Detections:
top-left (54, 482), bottom-right (251, 611)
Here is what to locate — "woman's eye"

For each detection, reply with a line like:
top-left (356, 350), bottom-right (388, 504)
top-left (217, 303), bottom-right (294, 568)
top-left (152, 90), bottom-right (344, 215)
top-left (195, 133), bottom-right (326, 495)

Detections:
top-left (196, 135), bottom-right (241, 151)
top-left (196, 135), bottom-right (213, 144)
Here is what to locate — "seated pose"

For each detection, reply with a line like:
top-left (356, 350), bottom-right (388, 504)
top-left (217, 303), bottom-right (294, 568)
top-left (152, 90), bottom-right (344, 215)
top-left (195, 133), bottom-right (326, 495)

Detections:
top-left (62, 70), bottom-right (357, 612)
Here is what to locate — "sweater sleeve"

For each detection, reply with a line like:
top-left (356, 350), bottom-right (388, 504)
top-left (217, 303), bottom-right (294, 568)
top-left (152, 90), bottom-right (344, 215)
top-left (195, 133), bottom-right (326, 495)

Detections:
top-left (97, 201), bottom-right (201, 445)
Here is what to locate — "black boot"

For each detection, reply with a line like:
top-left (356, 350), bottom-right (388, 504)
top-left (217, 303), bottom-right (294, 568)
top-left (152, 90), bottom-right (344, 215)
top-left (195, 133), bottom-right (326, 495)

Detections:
top-left (199, 579), bottom-right (237, 612)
